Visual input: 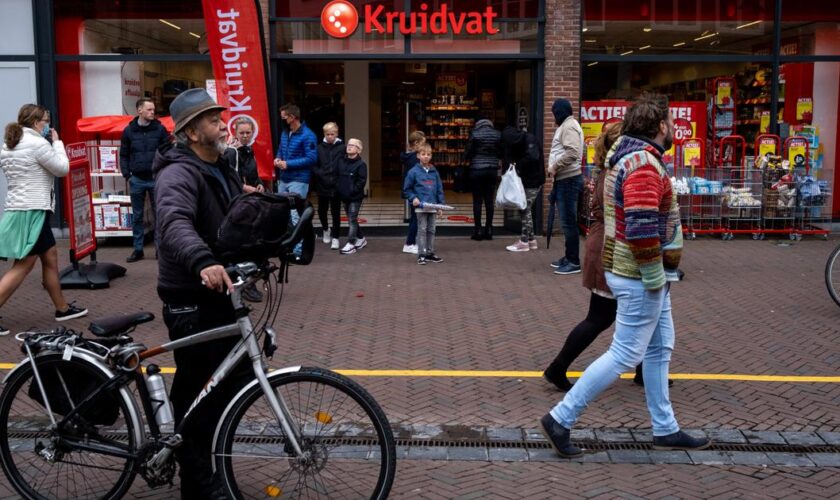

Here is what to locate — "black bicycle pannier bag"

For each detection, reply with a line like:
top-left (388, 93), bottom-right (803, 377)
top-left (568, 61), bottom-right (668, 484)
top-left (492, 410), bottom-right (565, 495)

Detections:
top-left (216, 191), bottom-right (314, 264)
top-left (28, 362), bottom-right (120, 426)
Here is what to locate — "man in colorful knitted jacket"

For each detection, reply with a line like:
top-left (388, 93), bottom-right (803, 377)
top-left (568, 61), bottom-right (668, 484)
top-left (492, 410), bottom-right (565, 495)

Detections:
top-left (539, 93), bottom-right (710, 458)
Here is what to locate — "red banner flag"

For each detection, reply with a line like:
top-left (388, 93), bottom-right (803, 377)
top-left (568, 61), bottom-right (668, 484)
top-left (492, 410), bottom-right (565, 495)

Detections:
top-left (202, 0), bottom-right (275, 182)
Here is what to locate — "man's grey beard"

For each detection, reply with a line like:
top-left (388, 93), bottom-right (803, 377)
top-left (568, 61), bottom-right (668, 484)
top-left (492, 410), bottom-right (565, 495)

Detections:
top-left (214, 139), bottom-right (227, 155)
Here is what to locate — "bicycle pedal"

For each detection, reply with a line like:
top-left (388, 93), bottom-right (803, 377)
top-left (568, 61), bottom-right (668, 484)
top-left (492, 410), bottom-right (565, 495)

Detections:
top-left (162, 433), bottom-right (183, 448)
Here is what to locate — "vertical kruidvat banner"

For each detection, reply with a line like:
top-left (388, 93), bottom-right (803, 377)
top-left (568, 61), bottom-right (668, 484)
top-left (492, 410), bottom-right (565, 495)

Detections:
top-left (202, 0), bottom-right (275, 182)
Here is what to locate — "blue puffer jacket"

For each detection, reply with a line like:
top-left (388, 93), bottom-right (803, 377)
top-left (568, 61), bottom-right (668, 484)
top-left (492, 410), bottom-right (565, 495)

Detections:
top-left (275, 122), bottom-right (317, 183)
top-left (119, 117), bottom-right (170, 180)
top-left (403, 164), bottom-right (445, 206)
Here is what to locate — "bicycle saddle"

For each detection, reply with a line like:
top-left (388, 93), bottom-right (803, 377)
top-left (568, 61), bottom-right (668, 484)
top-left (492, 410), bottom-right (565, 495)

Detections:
top-left (88, 312), bottom-right (155, 337)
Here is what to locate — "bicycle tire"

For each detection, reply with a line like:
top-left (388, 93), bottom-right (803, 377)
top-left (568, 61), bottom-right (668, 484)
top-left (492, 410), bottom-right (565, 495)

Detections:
top-left (214, 367), bottom-right (396, 499)
top-left (0, 354), bottom-right (139, 500)
top-left (825, 244), bottom-right (840, 307)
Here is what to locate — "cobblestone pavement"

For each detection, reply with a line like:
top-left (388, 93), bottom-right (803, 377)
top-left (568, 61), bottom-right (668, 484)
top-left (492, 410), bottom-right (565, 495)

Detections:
top-left (0, 234), bottom-right (838, 498)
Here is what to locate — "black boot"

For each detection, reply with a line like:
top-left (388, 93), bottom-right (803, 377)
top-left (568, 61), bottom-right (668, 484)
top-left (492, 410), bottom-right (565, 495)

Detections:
top-left (471, 228), bottom-right (483, 241)
top-left (483, 226), bottom-right (493, 240)
top-left (543, 359), bottom-right (574, 392)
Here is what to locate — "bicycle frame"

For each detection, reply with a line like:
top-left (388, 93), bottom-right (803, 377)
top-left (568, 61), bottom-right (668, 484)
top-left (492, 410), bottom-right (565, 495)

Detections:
top-left (18, 274), bottom-right (307, 464)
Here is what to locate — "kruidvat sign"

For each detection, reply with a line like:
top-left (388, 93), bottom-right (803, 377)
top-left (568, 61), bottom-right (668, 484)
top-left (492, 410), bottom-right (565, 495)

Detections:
top-left (321, 0), bottom-right (499, 39)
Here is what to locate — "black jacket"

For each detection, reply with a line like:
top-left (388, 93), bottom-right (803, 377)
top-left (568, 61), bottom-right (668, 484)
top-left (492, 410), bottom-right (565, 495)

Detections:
top-left (313, 139), bottom-right (344, 197)
top-left (222, 145), bottom-right (263, 188)
top-left (400, 150), bottom-right (419, 199)
top-left (119, 117), bottom-right (170, 180)
top-left (153, 143), bottom-right (243, 303)
top-left (502, 126), bottom-right (546, 189)
top-left (464, 119), bottom-right (501, 172)
top-left (336, 155), bottom-right (367, 202)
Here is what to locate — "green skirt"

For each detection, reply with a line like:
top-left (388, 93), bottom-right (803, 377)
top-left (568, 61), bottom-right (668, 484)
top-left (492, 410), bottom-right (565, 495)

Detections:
top-left (0, 210), bottom-right (47, 260)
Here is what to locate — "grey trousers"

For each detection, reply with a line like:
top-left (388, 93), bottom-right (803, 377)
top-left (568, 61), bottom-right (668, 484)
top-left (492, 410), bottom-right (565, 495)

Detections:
top-left (417, 212), bottom-right (437, 256)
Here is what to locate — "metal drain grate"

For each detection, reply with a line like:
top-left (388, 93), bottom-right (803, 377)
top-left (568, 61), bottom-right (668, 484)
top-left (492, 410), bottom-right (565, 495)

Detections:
top-left (7, 431), bottom-right (839, 455)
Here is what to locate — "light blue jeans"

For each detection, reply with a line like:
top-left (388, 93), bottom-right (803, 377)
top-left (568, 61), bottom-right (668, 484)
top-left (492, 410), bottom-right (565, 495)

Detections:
top-left (277, 180), bottom-right (309, 254)
top-left (550, 272), bottom-right (679, 436)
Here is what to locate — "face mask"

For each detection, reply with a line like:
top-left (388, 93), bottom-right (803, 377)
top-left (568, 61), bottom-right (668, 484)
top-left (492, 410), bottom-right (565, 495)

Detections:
top-left (41, 124), bottom-right (50, 139)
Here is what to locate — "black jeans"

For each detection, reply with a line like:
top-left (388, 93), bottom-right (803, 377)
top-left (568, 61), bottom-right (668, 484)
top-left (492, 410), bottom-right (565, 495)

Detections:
top-left (318, 194), bottom-right (342, 239)
top-left (470, 170), bottom-right (497, 229)
top-left (553, 175), bottom-right (584, 265)
top-left (162, 294), bottom-right (252, 499)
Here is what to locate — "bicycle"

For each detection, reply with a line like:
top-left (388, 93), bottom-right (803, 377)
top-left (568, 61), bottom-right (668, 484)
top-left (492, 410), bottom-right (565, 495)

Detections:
top-left (826, 241), bottom-right (840, 308)
top-left (0, 207), bottom-right (396, 499)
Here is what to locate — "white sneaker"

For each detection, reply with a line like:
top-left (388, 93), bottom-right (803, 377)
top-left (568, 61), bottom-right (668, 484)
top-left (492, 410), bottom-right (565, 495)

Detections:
top-left (340, 242), bottom-right (357, 254)
top-left (331, 238), bottom-right (340, 250)
top-left (402, 244), bottom-right (419, 254)
top-left (322, 229), bottom-right (331, 244)
top-left (354, 237), bottom-right (368, 249)
top-left (506, 240), bottom-right (530, 252)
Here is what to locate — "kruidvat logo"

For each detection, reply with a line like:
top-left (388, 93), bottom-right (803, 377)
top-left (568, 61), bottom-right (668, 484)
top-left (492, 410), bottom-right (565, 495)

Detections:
top-left (321, 1), bottom-right (499, 39)
top-left (321, 1), bottom-right (359, 39)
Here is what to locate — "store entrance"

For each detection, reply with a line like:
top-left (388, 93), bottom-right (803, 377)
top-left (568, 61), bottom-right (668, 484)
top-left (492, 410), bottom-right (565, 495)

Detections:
top-left (279, 60), bottom-right (535, 226)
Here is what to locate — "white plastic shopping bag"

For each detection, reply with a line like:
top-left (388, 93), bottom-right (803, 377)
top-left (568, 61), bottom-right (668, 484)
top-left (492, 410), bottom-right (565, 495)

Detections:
top-left (495, 164), bottom-right (527, 209)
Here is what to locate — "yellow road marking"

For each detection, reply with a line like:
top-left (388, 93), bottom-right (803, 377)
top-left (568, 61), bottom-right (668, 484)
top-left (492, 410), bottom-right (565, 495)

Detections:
top-left (2, 364), bottom-right (835, 382)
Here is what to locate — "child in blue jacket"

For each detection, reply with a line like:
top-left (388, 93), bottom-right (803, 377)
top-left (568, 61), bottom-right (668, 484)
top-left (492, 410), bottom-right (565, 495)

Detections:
top-left (403, 143), bottom-right (445, 265)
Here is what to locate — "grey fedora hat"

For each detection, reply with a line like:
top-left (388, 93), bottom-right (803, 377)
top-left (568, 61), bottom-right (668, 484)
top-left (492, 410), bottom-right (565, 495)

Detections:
top-left (170, 88), bottom-right (226, 133)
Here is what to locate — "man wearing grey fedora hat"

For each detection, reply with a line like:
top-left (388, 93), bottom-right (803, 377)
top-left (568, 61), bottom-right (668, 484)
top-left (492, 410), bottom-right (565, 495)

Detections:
top-left (152, 88), bottom-right (249, 499)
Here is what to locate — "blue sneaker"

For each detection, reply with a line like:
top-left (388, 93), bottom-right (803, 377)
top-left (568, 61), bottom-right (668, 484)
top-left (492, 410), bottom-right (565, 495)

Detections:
top-left (550, 257), bottom-right (568, 269)
top-left (553, 261), bottom-right (581, 275)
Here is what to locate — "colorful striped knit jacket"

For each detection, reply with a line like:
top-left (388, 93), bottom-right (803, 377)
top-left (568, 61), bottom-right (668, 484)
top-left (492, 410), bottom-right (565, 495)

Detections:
top-left (602, 135), bottom-right (683, 290)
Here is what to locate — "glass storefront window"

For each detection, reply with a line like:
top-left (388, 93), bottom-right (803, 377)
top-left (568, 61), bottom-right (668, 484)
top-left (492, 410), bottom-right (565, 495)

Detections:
top-left (274, 21), bottom-right (405, 55)
top-left (410, 21), bottom-right (538, 54)
top-left (583, 0), bottom-right (775, 55)
top-left (780, 2), bottom-right (840, 56)
top-left (55, 0), bottom-right (206, 55)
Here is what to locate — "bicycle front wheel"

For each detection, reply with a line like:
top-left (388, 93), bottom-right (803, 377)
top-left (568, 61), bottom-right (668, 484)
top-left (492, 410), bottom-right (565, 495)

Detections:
top-left (214, 367), bottom-right (396, 499)
top-left (826, 244), bottom-right (840, 307)
top-left (0, 354), bottom-right (139, 500)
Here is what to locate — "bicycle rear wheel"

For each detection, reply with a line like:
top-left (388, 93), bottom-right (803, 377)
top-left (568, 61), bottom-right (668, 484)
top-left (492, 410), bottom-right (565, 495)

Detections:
top-left (825, 244), bottom-right (840, 307)
top-left (214, 367), bottom-right (396, 499)
top-left (0, 354), bottom-right (139, 500)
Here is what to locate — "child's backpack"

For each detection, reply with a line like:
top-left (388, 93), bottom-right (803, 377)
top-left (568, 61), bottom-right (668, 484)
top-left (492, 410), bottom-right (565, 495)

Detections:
top-left (215, 192), bottom-right (314, 264)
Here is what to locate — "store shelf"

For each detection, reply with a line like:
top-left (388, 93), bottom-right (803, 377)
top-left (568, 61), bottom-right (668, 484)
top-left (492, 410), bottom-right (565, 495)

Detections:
top-left (428, 105), bottom-right (478, 111)
top-left (428, 136), bottom-right (469, 140)
top-left (91, 172), bottom-right (124, 177)
top-left (93, 199), bottom-right (131, 205)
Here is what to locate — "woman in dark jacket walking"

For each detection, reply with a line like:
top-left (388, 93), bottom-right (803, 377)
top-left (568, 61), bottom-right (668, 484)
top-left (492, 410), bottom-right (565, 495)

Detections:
top-left (464, 118), bottom-right (501, 240)
top-left (314, 122), bottom-right (343, 250)
top-left (502, 126), bottom-right (545, 252)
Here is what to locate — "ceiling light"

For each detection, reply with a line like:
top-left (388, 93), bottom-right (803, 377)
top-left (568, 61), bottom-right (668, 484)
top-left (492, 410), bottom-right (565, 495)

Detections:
top-left (736, 20), bottom-right (761, 30)
top-left (401, 81), bottom-right (415, 85)
top-left (673, 41), bottom-right (685, 47)
top-left (643, 27), bottom-right (652, 32)
top-left (304, 81), bottom-right (319, 85)
top-left (620, 50), bottom-right (633, 56)
top-left (582, 27), bottom-right (588, 32)
top-left (694, 32), bottom-right (718, 41)
top-left (188, 32), bottom-right (201, 39)
top-left (585, 39), bottom-right (597, 43)
top-left (587, 62), bottom-right (598, 67)
top-left (159, 19), bottom-right (181, 30)
top-left (639, 45), bottom-right (651, 50)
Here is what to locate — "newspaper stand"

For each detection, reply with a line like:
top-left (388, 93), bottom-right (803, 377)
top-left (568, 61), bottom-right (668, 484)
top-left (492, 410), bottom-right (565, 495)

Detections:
top-left (674, 138), bottom-right (703, 234)
top-left (754, 134), bottom-right (781, 164)
top-left (760, 142), bottom-right (799, 240)
top-left (784, 137), bottom-right (831, 239)
top-left (58, 143), bottom-right (126, 289)
top-left (716, 136), bottom-right (761, 240)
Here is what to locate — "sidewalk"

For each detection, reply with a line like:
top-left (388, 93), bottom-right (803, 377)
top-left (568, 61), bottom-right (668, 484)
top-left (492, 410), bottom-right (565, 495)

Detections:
top-left (0, 234), bottom-right (838, 498)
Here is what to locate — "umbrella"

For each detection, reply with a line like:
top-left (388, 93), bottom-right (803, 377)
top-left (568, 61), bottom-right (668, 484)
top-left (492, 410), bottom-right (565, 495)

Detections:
top-left (77, 115), bottom-right (175, 140)
top-left (545, 182), bottom-right (558, 249)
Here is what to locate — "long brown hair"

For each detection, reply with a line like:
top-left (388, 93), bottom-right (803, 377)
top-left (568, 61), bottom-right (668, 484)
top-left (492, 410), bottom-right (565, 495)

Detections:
top-left (4, 104), bottom-right (48, 149)
top-left (593, 121), bottom-right (622, 168)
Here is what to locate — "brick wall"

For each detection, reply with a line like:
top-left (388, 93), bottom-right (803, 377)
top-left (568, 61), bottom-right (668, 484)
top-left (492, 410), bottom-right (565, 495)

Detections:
top-left (541, 0), bottom-right (581, 232)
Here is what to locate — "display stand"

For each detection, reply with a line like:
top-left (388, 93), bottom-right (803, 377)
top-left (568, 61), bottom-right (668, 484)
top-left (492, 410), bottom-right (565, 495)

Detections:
top-left (59, 143), bottom-right (126, 289)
